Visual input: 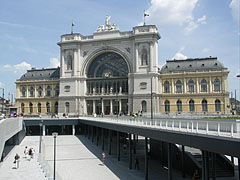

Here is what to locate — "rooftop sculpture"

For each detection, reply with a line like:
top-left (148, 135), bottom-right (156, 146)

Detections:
top-left (97, 15), bottom-right (119, 32)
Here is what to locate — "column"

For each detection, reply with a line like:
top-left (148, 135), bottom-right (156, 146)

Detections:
top-left (145, 137), bottom-right (148, 180)
top-left (168, 143), bottom-right (172, 180)
top-left (93, 100), bottom-right (96, 114)
top-left (209, 77), bottom-right (212, 93)
top-left (101, 100), bottom-right (104, 115)
top-left (91, 126), bottom-right (94, 143)
top-left (149, 42), bottom-right (153, 72)
top-left (110, 99), bottom-right (113, 115)
top-left (60, 49), bottom-right (65, 77)
top-left (212, 153), bottom-right (216, 180)
top-left (184, 78), bottom-right (187, 93)
top-left (72, 125), bottom-right (75, 135)
top-left (117, 132), bottom-right (120, 161)
top-left (119, 100), bottom-right (122, 114)
top-left (181, 145), bottom-right (186, 178)
top-left (96, 127), bottom-right (99, 146)
top-left (119, 81), bottom-right (122, 94)
top-left (108, 130), bottom-right (112, 155)
top-left (171, 79), bottom-right (175, 94)
top-left (102, 128), bottom-right (104, 151)
top-left (129, 133), bottom-right (132, 169)
top-left (238, 158), bottom-right (240, 180)
top-left (196, 78), bottom-right (199, 93)
top-left (135, 43), bottom-right (139, 72)
top-left (43, 125), bottom-right (46, 136)
top-left (73, 49), bottom-right (77, 76)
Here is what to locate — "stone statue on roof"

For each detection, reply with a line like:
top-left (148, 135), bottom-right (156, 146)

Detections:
top-left (96, 15), bottom-right (119, 32)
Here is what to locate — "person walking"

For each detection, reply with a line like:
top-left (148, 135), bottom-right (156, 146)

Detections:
top-left (102, 152), bottom-right (105, 165)
top-left (24, 146), bottom-right (28, 159)
top-left (14, 153), bottom-right (20, 169)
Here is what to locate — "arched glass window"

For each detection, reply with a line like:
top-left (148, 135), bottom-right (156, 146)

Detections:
top-left (21, 103), bottom-right (24, 114)
top-left (176, 80), bottom-right (182, 93)
top-left (165, 100), bottom-right (170, 113)
top-left (65, 102), bottom-right (70, 113)
top-left (46, 102), bottom-right (50, 113)
top-left (54, 102), bottom-right (58, 114)
top-left (46, 86), bottom-right (51, 97)
top-left (96, 82), bottom-right (99, 94)
top-left (214, 78), bottom-right (220, 92)
top-left (215, 99), bottom-right (221, 112)
top-left (202, 99), bottom-right (208, 112)
top-left (38, 86), bottom-right (42, 97)
top-left (21, 87), bottom-right (26, 97)
top-left (38, 103), bottom-right (41, 113)
top-left (67, 54), bottom-right (73, 70)
top-left (177, 100), bottom-right (182, 112)
top-left (141, 48), bottom-right (148, 66)
top-left (188, 80), bottom-right (194, 92)
top-left (201, 79), bottom-right (207, 92)
top-left (29, 102), bottom-right (33, 114)
top-left (142, 101), bottom-right (147, 112)
top-left (189, 99), bottom-right (195, 112)
top-left (164, 81), bottom-right (170, 93)
top-left (29, 87), bottom-right (34, 97)
top-left (55, 85), bottom-right (59, 96)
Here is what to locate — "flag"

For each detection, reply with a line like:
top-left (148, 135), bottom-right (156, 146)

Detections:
top-left (72, 20), bottom-right (75, 27)
top-left (144, 13), bottom-right (149, 17)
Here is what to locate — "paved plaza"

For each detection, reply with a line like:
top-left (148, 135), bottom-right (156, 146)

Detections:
top-left (0, 135), bottom-right (239, 180)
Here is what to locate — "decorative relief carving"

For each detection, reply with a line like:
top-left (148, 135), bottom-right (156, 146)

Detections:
top-left (140, 82), bottom-right (147, 90)
top-left (83, 51), bottom-right (88, 57)
top-left (125, 47), bottom-right (131, 54)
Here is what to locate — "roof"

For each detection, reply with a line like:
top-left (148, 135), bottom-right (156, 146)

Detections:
top-left (160, 57), bottom-right (227, 73)
top-left (18, 67), bottom-right (60, 81)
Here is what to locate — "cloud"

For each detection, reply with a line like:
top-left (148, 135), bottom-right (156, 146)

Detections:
top-left (184, 15), bottom-right (207, 34)
top-left (197, 15), bottom-right (207, 24)
top-left (229, 0), bottom-right (240, 22)
top-left (0, 82), bottom-right (4, 88)
top-left (3, 64), bottom-right (12, 69)
top-left (202, 48), bottom-right (210, 52)
top-left (13, 62), bottom-right (31, 74)
top-left (48, 58), bottom-right (60, 68)
top-left (172, 52), bottom-right (188, 60)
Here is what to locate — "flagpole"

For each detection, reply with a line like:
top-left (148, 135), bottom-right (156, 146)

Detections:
top-left (71, 20), bottom-right (74, 34)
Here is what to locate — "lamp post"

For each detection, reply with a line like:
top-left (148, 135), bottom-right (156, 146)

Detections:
top-left (39, 120), bottom-right (43, 153)
top-left (0, 88), bottom-right (4, 114)
top-left (52, 132), bottom-right (58, 180)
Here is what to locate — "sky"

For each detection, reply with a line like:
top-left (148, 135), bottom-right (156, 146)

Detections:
top-left (0, 0), bottom-right (239, 101)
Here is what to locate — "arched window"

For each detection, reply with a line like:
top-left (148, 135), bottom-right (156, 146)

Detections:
top-left (46, 86), bottom-right (51, 97)
top-left (177, 100), bottom-right (182, 112)
top-left (55, 85), bottom-right (59, 96)
top-left (189, 99), bottom-right (195, 112)
top-left (164, 81), bottom-right (170, 93)
top-left (141, 48), bottom-right (148, 66)
top-left (29, 102), bottom-right (33, 114)
top-left (176, 80), bottom-right (182, 93)
top-left (142, 101), bottom-right (147, 112)
top-left (38, 103), bottom-right (41, 113)
top-left (188, 80), bottom-right (194, 92)
top-left (215, 99), bottom-right (221, 112)
top-left (165, 100), bottom-right (170, 113)
top-left (54, 102), bottom-right (58, 114)
top-left (21, 103), bottom-right (24, 114)
top-left (214, 78), bottom-right (220, 92)
top-left (38, 86), bottom-right (42, 97)
top-left (46, 102), bottom-right (50, 113)
top-left (67, 54), bottom-right (73, 70)
top-left (202, 99), bottom-right (208, 112)
top-left (65, 102), bottom-right (70, 113)
top-left (29, 87), bottom-right (34, 97)
top-left (21, 87), bottom-right (26, 97)
top-left (201, 79), bottom-right (207, 92)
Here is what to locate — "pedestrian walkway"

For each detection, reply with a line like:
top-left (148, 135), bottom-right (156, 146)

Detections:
top-left (0, 136), bottom-right (47, 180)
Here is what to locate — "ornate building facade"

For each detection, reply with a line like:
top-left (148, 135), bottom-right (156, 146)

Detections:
top-left (16, 17), bottom-right (230, 116)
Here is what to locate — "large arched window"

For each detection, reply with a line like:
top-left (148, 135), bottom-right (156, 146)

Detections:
top-left (177, 100), bottom-right (182, 112)
top-left (21, 87), bottom-right (26, 97)
top-left (21, 103), bottom-right (24, 114)
top-left (46, 102), bottom-right (50, 113)
top-left (54, 102), bottom-right (58, 114)
top-left (65, 102), bottom-right (70, 113)
top-left (202, 99), bottom-right (208, 112)
top-left (142, 101), bottom-right (147, 112)
top-left (164, 81), bottom-right (170, 93)
top-left (215, 99), bottom-right (221, 112)
top-left (214, 78), bottom-right (220, 92)
top-left (141, 48), bottom-right (148, 66)
top-left (38, 86), bottom-right (42, 97)
top-left (46, 86), bottom-right (51, 97)
top-left (165, 100), bottom-right (170, 113)
top-left (176, 80), bottom-right (182, 93)
top-left (38, 103), bottom-right (41, 113)
top-left (29, 87), bottom-right (34, 97)
top-left (29, 102), bottom-right (33, 114)
top-left (67, 54), bottom-right (73, 70)
top-left (201, 79), bottom-right (207, 92)
top-left (189, 99), bottom-right (195, 112)
top-left (188, 80), bottom-right (194, 92)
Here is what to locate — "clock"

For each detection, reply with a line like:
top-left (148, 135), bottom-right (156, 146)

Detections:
top-left (104, 72), bottom-right (110, 78)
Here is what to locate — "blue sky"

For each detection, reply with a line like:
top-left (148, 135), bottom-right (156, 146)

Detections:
top-left (0, 0), bottom-right (239, 101)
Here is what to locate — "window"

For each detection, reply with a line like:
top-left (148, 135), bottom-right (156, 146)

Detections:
top-left (189, 100), bottom-right (195, 112)
top-left (67, 54), bottom-right (73, 70)
top-left (65, 102), bottom-right (70, 113)
top-left (176, 80), bottom-right (182, 93)
top-left (21, 87), bottom-right (26, 97)
top-left (165, 100), bottom-right (170, 113)
top-left (38, 103), bottom-right (41, 113)
top-left (201, 79), bottom-right (207, 92)
top-left (55, 85), bottom-right (59, 96)
top-left (215, 99), bottom-right (221, 112)
top-left (202, 99), bottom-right (208, 112)
top-left (164, 81), bottom-right (170, 93)
top-left (177, 100), bottom-right (182, 112)
top-left (188, 80), bottom-right (194, 92)
top-left (38, 87), bottom-right (42, 97)
top-left (141, 48), bottom-right (148, 66)
top-left (29, 102), bottom-right (33, 114)
top-left (142, 101), bottom-right (147, 112)
top-left (21, 103), bottom-right (24, 114)
top-left (46, 86), bottom-right (51, 97)
top-left (54, 102), bottom-right (58, 114)
top-left (46, 102), bottom-right (50, 113)
top-left (29, 87), bottom-right (34, 97)
top-left (214, 78), bottom-right (220, 92)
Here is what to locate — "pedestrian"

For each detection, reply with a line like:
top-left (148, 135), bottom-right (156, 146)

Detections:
top-left (14, 153), bottom-right (20, 169)
top-left (28, 148), bottom-right (32, 161)
top-left (24, 146), bottom-right (28, 158)
top-left (192, 169), bottom-right (200, 180)
top-left (134, 156), bottom-right (139, 170)
top-left (31, 148), bottom-right (35, 159)
top-left (102, 152), bottom-right (105, 165)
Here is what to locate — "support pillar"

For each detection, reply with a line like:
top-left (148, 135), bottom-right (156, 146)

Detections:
top-left (72, 125), bottom-right (75, 135)
top-left (168, 143), bottom-right (172, 180)
top-left (129, 133), bottom-right (132, 169)
top-left (202, 150), bottom-right (206, 180)
top-left (133, 134), bottom-right (136, 154)
top-left (212, 153), bottom-right (216, 180)
top-left (181, 145), bottom-right (186, 178)
top-left (110, 99), bottom-right (113, 115)
top-left (108, 130), bottom-right (112, 155)
top-left (88, 125), bottom-right (90, 139)
top-left (91, 126), bottom-right (94, 143)
top-left (145, 137), bottom-right (148, 180)
top-left (117, 131), bottom-right (120, 161)
top-left (238, 158), bottom-right (240, 180)
top-left (102, 128), bottom-right (104, 151)
top-left (119, 100), bottom-right (122, 114)
top-left (161, 141), bottom-right (164, 167)
top-left (43, 125), bottom-right (46, 136)
top-left (96, 127), bottom-right (99, 146)
top-left (93, 100), bottom-right (96, 114)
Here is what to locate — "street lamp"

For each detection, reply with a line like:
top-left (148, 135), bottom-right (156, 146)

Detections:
top-left (52, 132), bottom-right (58, 180)
top-left (39, 120), bottom-right (43, 153)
